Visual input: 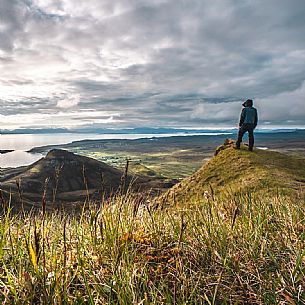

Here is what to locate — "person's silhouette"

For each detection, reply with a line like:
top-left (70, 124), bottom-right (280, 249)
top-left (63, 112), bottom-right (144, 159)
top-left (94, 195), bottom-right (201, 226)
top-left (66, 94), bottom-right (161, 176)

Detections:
top-left (236, 99), bottom-right (258, 151)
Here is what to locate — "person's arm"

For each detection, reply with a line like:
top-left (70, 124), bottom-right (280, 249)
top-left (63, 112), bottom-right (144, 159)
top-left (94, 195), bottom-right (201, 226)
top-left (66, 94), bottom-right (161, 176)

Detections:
top-left (254, 109), bottom-right (258, 129)
top-left (239, 108), bottom-right (245, 127)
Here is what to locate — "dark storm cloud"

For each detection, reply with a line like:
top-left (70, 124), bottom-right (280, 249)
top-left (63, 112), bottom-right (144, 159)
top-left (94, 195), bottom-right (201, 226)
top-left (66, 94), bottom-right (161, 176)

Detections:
top-left (0, 0), bottom-right (25, 51)
top-left (0, 0), bottom-right (305, 128)
top-left (72, 80), bottom-right (120, 93)
top-left (0, 97), bottom-right (57, 115)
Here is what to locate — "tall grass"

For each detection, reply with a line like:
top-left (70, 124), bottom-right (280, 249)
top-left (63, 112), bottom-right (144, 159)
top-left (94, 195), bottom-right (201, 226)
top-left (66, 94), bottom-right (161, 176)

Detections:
top-left (0, 190), bottom-right (304, 304)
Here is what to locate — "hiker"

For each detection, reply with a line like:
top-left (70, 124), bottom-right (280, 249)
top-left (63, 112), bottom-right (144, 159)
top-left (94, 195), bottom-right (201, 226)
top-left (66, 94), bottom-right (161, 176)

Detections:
top-left (236, 99), bottom-right (258, 151)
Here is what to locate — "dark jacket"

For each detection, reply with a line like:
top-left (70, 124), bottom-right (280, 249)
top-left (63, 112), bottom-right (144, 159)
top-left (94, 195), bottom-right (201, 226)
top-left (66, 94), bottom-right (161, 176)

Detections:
top-left (239, 106), bottom-right (258, 128)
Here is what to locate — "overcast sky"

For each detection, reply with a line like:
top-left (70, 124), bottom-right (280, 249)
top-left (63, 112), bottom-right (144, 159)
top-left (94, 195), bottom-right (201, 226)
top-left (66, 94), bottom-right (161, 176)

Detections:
top-left (0, 0), bottom-right (305, 130)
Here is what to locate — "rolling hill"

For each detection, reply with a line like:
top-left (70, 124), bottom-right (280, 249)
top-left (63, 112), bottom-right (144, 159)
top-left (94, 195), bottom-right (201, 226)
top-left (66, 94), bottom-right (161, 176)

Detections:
top-left (0, 149), bottom-right (135, 207)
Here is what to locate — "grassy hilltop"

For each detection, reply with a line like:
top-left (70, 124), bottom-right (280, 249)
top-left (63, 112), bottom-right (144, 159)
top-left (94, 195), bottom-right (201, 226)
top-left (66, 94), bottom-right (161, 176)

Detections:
top-left (0, 142), bottom-right (305, 304)
top-left (164, 140), bottom-right (305, 205)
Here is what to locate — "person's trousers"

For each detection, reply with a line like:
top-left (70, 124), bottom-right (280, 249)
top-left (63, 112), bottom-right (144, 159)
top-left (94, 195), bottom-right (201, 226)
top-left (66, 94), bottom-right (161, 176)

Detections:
top-left (236, 123), bottom-right (255, 150)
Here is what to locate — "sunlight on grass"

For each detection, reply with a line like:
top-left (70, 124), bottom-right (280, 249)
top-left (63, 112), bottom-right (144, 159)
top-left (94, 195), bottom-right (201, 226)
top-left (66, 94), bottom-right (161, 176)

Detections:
top-left (0, 189), bottom-right (304, 304)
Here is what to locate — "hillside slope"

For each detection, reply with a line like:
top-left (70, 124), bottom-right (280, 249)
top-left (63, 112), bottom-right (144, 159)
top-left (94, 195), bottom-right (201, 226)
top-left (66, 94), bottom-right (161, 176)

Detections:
top-left (0, 149), bottom-right (133, 205)
top-left (162, 140), bottom-right (305, 204)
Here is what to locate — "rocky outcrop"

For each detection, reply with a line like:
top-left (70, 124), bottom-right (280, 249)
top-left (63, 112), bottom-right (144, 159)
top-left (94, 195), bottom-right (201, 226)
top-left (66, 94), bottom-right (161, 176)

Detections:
top-left (214, 138), bottom-right (235, 156)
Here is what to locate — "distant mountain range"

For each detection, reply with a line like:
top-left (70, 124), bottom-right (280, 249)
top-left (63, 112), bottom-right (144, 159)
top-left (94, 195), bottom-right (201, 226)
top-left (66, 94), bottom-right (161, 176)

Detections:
top-left (1, 127), bottom-right (304, 135)
top-left (0, 127), bottom-right (228, 134)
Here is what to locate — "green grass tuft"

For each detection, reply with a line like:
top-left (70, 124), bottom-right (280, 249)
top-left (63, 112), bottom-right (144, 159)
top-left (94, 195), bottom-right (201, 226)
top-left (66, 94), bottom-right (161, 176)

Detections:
top-left (0, 189), bottom-right (305, 304)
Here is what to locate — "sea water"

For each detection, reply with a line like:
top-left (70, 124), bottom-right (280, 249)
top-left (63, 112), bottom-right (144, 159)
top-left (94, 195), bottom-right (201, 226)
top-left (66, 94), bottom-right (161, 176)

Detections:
top-left (0, 133), bottom-right (104, 168)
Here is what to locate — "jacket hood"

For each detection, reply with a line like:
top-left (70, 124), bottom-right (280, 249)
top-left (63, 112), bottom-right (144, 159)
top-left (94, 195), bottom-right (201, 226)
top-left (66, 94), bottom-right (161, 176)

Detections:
top-left (242, 99), bottom-right (253, 107)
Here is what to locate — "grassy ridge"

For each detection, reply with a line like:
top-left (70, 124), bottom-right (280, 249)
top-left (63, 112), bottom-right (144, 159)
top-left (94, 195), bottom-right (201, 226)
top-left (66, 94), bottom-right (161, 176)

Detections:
top-left (0, 190), bottom-right (304, 304)
top-left (164, 144), bottom-right (305, 204)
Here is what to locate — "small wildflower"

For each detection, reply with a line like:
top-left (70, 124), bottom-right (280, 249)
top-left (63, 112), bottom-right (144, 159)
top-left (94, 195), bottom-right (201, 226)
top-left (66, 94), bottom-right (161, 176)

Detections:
top-left (156, 264), bottom-right (163, 273)
top-left (91, 255), bottom-right (99, 262)
top-left (204, 190), bottom-right (210, 199)
top-left (47, 271), bottom-right (55, 279)
top-left (219, 211), bottom-right (226, 222)
top-left (121, 232), bottom-right (131, 242)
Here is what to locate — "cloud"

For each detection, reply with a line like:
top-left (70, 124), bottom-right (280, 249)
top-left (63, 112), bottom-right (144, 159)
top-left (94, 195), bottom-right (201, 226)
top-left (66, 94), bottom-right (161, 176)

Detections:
top-left (56, 94), bottom-right (79, 108)
top-left (0, 0), bottom-right (305, 129)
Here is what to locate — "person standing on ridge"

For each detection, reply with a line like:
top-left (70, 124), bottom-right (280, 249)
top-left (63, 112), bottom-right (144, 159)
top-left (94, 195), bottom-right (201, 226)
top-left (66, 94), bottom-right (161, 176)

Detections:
top-left (235, 99), bottom-right (258, 151)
